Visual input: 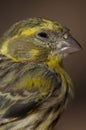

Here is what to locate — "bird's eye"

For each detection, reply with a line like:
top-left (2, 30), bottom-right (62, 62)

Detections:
top-left (37, 32), bottom-right (48, 39)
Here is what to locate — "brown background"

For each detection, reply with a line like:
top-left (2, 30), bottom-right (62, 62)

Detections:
top-left (0, 0), bottom-right (86, 130)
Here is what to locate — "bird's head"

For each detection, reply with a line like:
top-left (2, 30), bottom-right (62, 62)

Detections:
top-left (0, 18), bottom-right (81, 63)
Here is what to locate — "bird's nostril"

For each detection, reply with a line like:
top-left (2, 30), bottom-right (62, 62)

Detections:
top-left (63, 33), bottom-right (68, 39)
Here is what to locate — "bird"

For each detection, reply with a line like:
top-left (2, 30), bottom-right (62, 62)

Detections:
top-left (0, 18), bottom-right (81, 130)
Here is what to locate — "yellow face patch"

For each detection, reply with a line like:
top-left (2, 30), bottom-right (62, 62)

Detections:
top-left (0, 40), bottom-right (8, 55)
top-left (21, 28), bottom-right (37, 36)
top-left (29, 49), bottom-right (39, 57)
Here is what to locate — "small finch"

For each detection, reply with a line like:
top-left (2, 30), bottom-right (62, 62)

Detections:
top-left (0, 18), bottom-right (81, 130)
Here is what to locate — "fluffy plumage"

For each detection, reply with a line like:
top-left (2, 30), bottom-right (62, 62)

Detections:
top-left (0, 18), bottom-right (81, 130)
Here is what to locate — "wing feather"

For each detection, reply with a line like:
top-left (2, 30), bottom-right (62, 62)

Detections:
top-left (0, 55), bottom-right (60, 125)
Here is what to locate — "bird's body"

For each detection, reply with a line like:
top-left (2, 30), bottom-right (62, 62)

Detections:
top-left (0, 18), bottom-right (81, 130)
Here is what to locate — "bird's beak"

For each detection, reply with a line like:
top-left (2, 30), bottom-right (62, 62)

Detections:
top-left (57, 35), bottom-right (82, 55)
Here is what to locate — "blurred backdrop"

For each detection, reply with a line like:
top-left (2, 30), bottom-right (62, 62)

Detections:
top-left (0, 0), bottom-right (86, 130)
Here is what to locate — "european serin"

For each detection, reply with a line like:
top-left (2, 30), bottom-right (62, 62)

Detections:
top-left (0, 18), bottom-right (81, 130)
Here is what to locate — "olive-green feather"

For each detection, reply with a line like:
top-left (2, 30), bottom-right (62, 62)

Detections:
top-left (0, 18), bottom-right (74, 130)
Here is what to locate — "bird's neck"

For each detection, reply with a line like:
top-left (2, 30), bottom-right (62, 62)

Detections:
top-left (46, 56), bottom-right (62, 66)
top-left (46, 55), bottom-right (73, 98)
top-left (46, 56), bottom-right (64, 74)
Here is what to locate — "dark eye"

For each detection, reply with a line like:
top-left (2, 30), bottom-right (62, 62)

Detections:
top-left (37, 32), bottom-right (48, 39)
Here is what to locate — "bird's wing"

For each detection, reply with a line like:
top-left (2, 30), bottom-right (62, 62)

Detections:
top-left (0, 60), bottom-right (60, 125)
